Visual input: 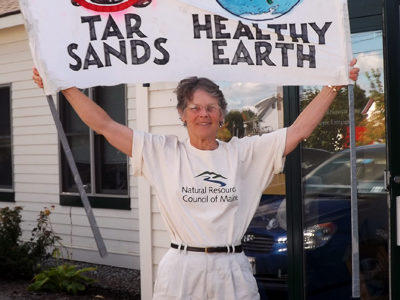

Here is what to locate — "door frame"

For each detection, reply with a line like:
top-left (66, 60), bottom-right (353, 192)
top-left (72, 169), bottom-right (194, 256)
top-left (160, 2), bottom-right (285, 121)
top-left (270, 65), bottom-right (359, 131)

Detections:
top-left (383, 0), bottom-right (400, 300)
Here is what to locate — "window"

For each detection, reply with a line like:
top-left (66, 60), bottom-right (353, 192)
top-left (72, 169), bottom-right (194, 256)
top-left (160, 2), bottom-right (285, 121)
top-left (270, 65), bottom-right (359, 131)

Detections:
top-left (59, 85), bottom-right (129, 209)
top-left (0, 85), bottom-right (14, 202)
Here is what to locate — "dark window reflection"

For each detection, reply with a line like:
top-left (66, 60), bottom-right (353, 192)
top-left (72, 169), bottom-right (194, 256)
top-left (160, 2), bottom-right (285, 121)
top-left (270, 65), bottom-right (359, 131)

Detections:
top-left (0, 86), bottom-right (12, 190)
top-left (60, 92), bottom-right (91, 193)
top-left (95, 135), bottom-right (127, 195)
top-left (61, 135), bottom-right (91, 193)
top-left (94, 85), bottom-right (127, 195)
top-left (60, 85), bottom-right (128, 196)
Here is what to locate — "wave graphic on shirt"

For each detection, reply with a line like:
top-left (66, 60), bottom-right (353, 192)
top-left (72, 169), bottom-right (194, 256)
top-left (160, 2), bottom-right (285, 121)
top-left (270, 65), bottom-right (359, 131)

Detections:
top-left (195, 171), bottom-right (227, 187)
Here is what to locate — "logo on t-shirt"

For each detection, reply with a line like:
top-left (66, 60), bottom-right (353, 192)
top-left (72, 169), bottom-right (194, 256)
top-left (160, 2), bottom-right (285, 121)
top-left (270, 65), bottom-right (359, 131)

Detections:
top-left (181, 171), bottom-right (238, 204)
top-left (195, 171), bottom-right (227, 187)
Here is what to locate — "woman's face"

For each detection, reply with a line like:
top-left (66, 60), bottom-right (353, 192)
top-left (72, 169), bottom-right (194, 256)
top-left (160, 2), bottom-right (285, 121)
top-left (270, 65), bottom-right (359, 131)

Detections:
top-left (180, 89), bottom-right (224, 141)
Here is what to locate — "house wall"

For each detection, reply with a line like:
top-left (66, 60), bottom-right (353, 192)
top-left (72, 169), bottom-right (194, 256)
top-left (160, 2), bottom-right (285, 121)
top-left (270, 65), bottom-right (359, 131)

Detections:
top-left (0, 19), bottom-right (186, 299)
top-left (0, 23), bottom-right (145, 270)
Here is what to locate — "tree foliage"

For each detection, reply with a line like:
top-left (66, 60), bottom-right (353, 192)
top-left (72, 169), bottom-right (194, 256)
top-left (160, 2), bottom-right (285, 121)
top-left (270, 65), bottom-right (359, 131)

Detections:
top-left (224, 110), bottom-right (245, 138)
top-left (216, 124), bottom-right (232, 142)
top-left (220, 109), bottom-right (258, 140)
top-left (357, 69), bottom-right (385, 145)
top-left (301, 85), bottom-right (369, 152)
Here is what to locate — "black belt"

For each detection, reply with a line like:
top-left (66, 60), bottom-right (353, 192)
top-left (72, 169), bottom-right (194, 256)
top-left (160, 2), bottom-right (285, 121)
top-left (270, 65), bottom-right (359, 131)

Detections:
top-left (171, 243), bottom-right (242, 253)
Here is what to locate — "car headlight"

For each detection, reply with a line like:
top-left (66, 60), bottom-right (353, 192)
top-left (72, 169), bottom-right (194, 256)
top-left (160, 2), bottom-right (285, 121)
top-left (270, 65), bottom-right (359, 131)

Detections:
top-left (243, 234), bottom-right (256, 243)
top-left (303, 222), bottom-right (337, 250)
top-left (271, 222), bottom-right (336, 252)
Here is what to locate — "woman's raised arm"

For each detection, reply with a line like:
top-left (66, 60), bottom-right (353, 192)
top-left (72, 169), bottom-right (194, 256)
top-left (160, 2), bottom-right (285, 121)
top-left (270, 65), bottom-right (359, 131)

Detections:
top-left (33, 68), bottom-right (133, 157)
top-left (284, 59), bottom-right (359, 156)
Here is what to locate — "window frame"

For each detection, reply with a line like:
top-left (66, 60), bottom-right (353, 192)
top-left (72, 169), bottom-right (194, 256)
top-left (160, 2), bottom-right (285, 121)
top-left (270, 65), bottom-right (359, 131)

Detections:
top-left (0, 84), bottom-right (14, 202)
top-left (58, 85), bottom-right (130, 210)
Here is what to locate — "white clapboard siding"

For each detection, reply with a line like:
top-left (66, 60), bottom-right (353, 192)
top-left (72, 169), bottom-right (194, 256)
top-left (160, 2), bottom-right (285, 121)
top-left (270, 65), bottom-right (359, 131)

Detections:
top-left (149, 107), bottom-right (182, 126)
top-left (0, 60), bottom-right (33, 74)
top-left (13, 134), bottom-right (58, 146)
top-left (0, 38), bottom-right (29, 54)
top-left (151, 196), bottom-right (160, 213)
top-left (0, 23), bottom-right (140, 269)
top-left (13, 145), bottom-right (58, 156)
top-left (136, 81), bottom-right (189, 297)
top-left (13, 125), bottom-right (56, 135)
top-left (15, 192), bottom-right (59, 203)
top-left (13, 164), bottom-right (58, 175)
top-left (12, 79), bottom-right (42, 91)
top-left (45, 224), bottom-right (140, 245)
top-left (14, 154), bottom-right (58, 165)
top-left (14, 182), bottom-right (59, 194)
top-left (13, 115), bottom-right (56, 127)
top-left (12, 97), bottom-right (48, 109)
top-left (20, 207), bottom-right (139, 230)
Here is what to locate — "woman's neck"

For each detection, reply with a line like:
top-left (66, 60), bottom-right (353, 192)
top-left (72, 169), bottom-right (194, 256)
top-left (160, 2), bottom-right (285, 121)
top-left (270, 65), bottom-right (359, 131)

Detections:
top-left (189, 137), bottom-right (219, 150)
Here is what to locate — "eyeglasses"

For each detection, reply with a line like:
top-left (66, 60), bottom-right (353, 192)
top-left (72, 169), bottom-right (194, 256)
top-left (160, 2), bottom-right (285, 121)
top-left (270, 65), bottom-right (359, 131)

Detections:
top-left (186, 104), bottom-right (221, 115)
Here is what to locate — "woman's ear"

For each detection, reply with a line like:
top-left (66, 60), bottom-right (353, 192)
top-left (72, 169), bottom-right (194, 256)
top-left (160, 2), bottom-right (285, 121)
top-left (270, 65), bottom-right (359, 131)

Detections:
top-left (178, 109), bottom-right (186, 123)
top-left (219, 113), bottom-right (224, 124)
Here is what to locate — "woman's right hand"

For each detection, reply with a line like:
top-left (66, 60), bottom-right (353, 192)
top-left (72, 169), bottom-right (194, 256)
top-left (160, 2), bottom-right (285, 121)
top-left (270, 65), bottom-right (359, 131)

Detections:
top-left (32, 67), bottom-right (44, 89)
top-left (32, 67), bottom-right (134, 156)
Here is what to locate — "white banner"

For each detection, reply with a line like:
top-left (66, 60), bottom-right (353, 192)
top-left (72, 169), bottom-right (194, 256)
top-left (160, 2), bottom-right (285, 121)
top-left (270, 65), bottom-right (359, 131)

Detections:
top-left (20, 0), bottom-right (352, 95)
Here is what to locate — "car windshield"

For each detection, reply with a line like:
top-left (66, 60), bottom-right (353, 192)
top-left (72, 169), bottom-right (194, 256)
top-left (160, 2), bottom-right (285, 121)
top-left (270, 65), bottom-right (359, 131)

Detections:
top-left (304, 144), bottom-right (386, 195)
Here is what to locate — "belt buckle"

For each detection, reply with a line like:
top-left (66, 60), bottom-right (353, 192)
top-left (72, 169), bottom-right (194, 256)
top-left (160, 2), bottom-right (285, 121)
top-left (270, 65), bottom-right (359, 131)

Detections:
top-left (205, 247), bottom-right (209, 253)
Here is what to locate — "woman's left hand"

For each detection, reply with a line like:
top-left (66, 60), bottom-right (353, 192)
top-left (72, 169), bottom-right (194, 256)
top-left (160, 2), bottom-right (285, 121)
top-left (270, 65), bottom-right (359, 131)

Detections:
top-left (348, 58), bottom-right (360, 82)
top-left (332, 58), bottom-right (360, 91)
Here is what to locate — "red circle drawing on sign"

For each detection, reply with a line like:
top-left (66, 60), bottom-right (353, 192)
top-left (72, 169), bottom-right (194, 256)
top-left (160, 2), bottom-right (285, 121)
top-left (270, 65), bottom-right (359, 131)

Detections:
top-left (73, 0), bottom-right (139, 12)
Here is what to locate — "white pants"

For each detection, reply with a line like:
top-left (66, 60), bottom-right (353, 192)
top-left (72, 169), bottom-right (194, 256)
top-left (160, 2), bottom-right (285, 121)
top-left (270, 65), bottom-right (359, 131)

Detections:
top-left (153, 248), bottom-right (260, 300)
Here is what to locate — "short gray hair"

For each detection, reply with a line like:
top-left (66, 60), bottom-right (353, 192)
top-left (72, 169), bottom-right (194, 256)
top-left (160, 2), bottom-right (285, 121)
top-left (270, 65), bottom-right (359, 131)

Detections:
top-left (174, 77), bottom-right (227, 116)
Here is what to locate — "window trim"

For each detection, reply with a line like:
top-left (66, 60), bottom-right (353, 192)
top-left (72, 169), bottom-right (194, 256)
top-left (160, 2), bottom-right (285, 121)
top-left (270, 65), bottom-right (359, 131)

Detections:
top-left (0, 192), bottom-right (15, 202)
top-left (60, 194), bottom-right (130, 210)
top-left (0, 84), bottom-right (14, 201)
top-left (57, 85), bottom-right (130, 210)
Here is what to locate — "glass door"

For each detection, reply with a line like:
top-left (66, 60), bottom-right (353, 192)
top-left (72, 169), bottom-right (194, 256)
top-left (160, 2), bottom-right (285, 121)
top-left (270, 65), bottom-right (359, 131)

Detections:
top-left (301, 30), bottom-right (388, 299)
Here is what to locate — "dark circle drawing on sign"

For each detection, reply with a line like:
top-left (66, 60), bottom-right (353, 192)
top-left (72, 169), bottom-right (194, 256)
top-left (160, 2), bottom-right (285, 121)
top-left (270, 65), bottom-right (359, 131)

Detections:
top-left (71, 0), bottom-right (152, 12)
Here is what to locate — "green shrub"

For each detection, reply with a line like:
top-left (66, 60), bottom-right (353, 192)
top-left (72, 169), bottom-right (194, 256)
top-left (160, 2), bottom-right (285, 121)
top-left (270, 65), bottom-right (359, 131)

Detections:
top-left (28, 264), bottom-right (96, 295)
top-left (0, 206), bottom-right (61, 279)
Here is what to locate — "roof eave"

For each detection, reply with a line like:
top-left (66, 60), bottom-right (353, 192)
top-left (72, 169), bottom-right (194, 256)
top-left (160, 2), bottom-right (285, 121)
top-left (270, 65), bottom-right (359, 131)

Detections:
top-left (0, 11), bottom-right (23, 30)
top-left (0, 9), bottom-right (20, 19)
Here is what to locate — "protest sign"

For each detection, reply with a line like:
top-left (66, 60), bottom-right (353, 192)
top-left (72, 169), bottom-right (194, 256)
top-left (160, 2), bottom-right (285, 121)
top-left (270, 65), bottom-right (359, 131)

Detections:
top-left (20, 0), bottom-right (352, 95)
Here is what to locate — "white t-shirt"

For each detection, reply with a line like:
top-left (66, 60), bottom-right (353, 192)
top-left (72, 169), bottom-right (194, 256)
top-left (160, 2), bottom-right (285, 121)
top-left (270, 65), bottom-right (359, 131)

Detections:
top-left (132, 128), bottom-right (287, 247)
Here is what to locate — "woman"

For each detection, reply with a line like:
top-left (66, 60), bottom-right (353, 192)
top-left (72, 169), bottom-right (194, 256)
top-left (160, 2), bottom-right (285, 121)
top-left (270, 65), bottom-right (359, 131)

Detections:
top-left (33, 61), bottom-right (359, 300)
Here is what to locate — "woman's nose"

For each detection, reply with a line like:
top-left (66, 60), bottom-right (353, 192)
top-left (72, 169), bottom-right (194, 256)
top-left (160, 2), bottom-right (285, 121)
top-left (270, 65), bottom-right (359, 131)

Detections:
top-left (198, 107), bottom-right (209, 116)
